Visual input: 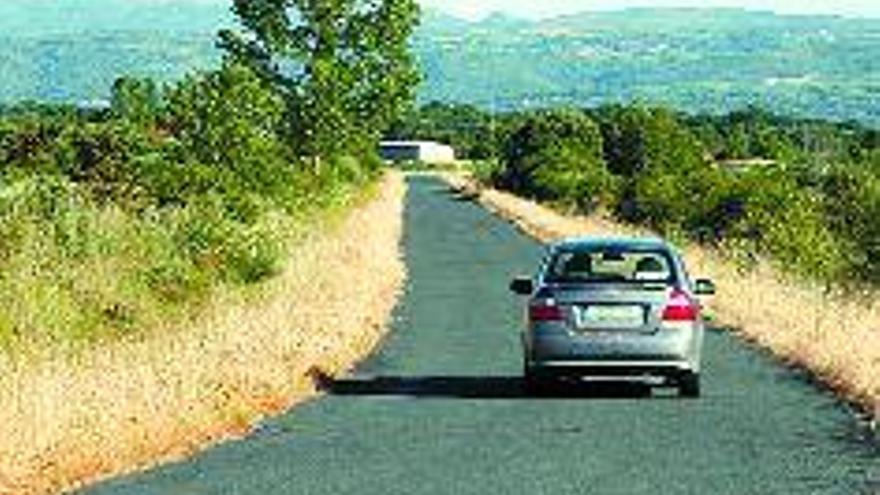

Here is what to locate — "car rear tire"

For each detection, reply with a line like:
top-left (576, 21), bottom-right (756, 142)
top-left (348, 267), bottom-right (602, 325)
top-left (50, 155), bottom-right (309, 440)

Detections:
top-left (524, 374), bottom-right (543, 394)
top-left (523, 362), bottom-right (552, 395)
top-left (678, 372), bottom-right (701, 398)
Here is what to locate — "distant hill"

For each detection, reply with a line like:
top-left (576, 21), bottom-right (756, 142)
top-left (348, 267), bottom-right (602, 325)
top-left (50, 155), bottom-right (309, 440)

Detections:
top-left (0, 0), bottom-right (233, 102)
top-left (1, 5), bottom-right (878, 124)
top-left (414, 8), bottom-right (880, 124)
top-left (0, 0), bottom-right (235, 36)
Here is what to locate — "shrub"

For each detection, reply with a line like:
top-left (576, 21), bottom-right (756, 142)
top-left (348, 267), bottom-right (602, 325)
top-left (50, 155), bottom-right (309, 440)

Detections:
top-left (728, 169), bottom-right (844, 280)
top-left (163, 61), bottom-right (298, 214)
top-left (497, 109), bottom-right (613, 211)
top-left (0, 175), bottom-right (154, 346)
top-left (818, 165), bottom-right (880, 283)
top-left (0, 172), bottom-right (295, 350)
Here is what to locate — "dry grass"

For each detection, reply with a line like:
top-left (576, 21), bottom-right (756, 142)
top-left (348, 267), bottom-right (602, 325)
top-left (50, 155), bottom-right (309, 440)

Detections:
top-left (444, 173), bottom-right (879, 419)
top-left (0, 172), bottom-right (407, 495)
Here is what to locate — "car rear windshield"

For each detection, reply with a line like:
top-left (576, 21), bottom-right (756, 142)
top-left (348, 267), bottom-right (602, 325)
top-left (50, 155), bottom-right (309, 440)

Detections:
top-left (544, 247), bottom-right (677, 285)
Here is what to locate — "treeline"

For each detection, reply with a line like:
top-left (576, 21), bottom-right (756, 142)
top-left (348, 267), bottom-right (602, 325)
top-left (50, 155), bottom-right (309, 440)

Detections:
top-left (394, 102), bottom-right (880, 285)
top-left (0, 0), bottom-right (420, 349)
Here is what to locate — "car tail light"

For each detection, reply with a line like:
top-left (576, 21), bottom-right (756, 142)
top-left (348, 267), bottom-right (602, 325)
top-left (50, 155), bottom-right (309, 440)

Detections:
top-left (529, 299), bottom-right (564, 322)
top-left (662, 289), bottom-right (700, 322)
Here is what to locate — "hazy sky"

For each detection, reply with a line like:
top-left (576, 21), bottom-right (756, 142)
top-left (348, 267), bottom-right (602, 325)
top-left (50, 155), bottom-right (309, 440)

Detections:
top-left (420, 0), bottom-right (880, 20)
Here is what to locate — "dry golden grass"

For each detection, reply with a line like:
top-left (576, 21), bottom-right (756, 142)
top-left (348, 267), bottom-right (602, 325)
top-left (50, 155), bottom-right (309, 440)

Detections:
top-left (444, 172), bottom-right (879, 418)
top-left (0, 172), bottom-right (407, 495)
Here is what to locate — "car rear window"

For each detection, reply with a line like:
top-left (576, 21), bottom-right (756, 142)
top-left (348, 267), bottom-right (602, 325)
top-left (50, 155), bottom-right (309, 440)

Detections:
top-left (544, 247), bottom-right (676, 285)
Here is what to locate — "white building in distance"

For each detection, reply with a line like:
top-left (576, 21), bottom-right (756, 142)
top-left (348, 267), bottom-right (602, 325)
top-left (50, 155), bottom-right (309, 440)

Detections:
top-left (379, 141), bottom-right (456, 164)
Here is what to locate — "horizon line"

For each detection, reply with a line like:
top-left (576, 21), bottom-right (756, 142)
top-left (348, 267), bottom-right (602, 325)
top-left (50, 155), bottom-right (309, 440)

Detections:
top-left (424, 5), bottom-right (880, 23)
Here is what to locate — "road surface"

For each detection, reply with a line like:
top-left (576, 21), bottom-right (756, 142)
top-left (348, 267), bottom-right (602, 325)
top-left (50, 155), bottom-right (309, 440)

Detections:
top-left (81, 175), bottom-right (878, 495)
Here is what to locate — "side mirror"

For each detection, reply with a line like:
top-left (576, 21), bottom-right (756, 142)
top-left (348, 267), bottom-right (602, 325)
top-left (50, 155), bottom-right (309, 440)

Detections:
top-left (509, 277), bottom-right (534, 296)
top-left (694, 278), bottom-right (716, 296)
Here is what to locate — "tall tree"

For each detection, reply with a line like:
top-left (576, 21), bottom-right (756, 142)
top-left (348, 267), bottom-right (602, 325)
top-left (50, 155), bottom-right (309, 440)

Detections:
top-left (219, 0), bottom-right (421, 162)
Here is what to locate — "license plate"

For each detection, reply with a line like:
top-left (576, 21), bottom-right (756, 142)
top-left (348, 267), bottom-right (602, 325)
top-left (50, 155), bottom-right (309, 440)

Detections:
top-left (576, 305), bottom-right (645, 330)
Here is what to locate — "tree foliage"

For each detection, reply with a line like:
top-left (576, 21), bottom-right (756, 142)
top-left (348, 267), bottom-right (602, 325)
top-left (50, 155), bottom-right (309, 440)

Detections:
top-left (111, 77), bottom-right (161, 127)
top-left (220, 0), bottom-right (421, 160)
top-left (498, 109), bottom-right (614, 211)
top-left (160, 61), bottom-right (297, 216)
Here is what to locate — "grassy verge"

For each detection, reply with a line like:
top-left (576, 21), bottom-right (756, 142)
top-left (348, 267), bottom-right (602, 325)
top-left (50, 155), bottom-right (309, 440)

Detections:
top-left (0, 172), bottom-right (331, 352)
top-left (0, 171), bottom-right (406, 495)
top-left (443, 172), bottom-right (879, 420)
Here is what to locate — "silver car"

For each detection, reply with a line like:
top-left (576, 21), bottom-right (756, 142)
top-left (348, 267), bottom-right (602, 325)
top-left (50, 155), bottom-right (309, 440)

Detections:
top-left (510, 237), bottom-right (716, 398)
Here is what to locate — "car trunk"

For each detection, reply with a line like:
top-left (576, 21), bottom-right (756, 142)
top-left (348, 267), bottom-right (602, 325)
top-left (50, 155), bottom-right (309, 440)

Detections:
top-left (548, 283), bottom-right (672, 335)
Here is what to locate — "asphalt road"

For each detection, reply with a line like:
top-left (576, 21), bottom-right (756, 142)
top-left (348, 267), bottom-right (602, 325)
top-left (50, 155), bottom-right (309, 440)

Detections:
top-left (81, 175), bottom-right (878, 495)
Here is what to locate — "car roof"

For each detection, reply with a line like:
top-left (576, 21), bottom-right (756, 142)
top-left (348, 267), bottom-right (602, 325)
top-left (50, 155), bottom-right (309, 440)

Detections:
top-left (551, 236), bottom-right (673, 252)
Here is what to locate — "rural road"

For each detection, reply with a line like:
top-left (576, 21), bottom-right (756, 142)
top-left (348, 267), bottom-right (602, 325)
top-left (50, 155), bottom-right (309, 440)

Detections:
top-left (81, 175), bottom-right (878, 494)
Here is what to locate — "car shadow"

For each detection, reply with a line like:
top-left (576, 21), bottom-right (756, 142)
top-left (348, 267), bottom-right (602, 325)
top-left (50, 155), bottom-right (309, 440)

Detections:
top-left (321, 375), bottom-right (663, 400)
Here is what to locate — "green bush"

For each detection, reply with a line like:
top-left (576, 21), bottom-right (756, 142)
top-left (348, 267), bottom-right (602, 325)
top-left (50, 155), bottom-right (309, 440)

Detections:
top-left (0, 172), bottom-right (297, 350)
top-left (817, 165), bottom-right (880, 283)
top-left (727, 169), bottom-right (845, 280)
top-left (162, 62), bottom-right (299, 215)
top-left (0, 175), bottom-right (149, 345)
top-left (497, 109), bottom-right (614, 211)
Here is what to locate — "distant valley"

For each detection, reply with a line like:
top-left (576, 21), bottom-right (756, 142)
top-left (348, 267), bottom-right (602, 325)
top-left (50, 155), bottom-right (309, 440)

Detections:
top-left (2, 4), bottom-right (878, 124)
